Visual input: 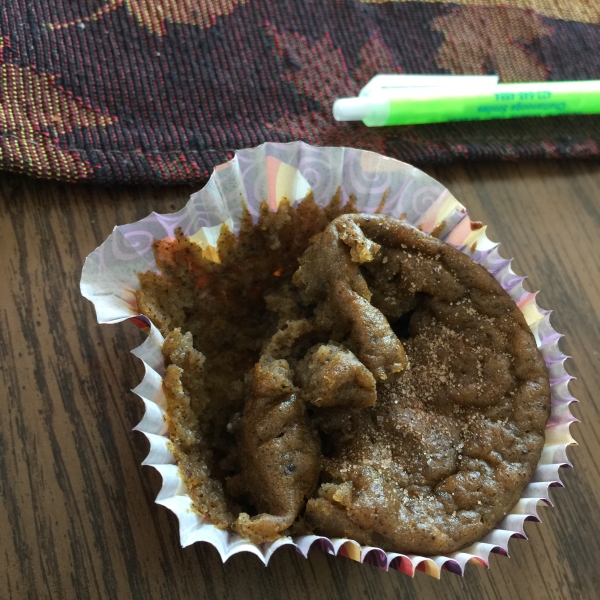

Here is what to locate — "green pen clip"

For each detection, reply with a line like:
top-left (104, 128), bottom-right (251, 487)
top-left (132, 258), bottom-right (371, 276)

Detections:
top-left (333, 75), bottom-right (600, 126)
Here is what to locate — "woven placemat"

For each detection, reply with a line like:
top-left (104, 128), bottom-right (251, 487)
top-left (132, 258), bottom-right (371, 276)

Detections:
top-left (1, 0), bottom-right (599, 184)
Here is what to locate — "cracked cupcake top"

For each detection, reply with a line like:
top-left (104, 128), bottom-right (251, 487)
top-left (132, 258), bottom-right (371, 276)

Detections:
top-left (136, 194), bottom-right (550, 555)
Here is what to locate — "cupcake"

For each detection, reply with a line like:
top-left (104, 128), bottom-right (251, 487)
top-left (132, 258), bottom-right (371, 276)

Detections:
top-left (81, 142), bottom-right (576, 577)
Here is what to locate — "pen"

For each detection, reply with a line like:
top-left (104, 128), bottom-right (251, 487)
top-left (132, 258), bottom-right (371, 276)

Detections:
top-left (333, 79), bottom-right (600, 127)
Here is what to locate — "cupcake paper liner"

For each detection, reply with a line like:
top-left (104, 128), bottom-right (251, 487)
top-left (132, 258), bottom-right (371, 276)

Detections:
top-left (81, 142), bottom-right (577, 578)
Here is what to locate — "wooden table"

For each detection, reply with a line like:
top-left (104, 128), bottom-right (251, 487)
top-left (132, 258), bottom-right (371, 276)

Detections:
top-left (1, 160), bottom-right (598, 600)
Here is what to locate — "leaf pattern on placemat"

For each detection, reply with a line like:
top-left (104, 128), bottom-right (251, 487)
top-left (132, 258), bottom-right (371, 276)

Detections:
top-left (358, 0), bottom-right (600, 25)
top-left (3, 0), bottom-right (600, 183)
top-left (432, 6), bottom-right (552, 81)
top-left (0, 39), bottom-right (116, 180)
top-left (264, 26), bottom-right (401, 153)
top-left (47, 0), bottom-right (247, 35)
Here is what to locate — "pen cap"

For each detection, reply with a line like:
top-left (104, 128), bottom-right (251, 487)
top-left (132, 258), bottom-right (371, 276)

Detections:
top-left (333, 96), bottom-right (390, 125)
top-left (333, 97), bottom-right (372, 121)
top-left (359, 74), bottom-right (499, 97)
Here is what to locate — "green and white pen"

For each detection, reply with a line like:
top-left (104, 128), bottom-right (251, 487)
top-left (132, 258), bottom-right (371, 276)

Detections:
top-left (333, 75), bottom-right (600, 126)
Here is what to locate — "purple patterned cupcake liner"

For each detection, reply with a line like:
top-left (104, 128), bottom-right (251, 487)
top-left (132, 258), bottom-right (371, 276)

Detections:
top-left (81, 142), bottom-right (576, 578)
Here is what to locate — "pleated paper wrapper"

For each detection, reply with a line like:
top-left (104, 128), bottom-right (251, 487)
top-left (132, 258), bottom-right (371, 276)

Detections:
top-left (81, 142), bottom-right (577, 578)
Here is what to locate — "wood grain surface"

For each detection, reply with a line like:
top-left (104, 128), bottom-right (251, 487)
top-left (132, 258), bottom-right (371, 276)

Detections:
top-left (0, 160), bottom-right (598, 600)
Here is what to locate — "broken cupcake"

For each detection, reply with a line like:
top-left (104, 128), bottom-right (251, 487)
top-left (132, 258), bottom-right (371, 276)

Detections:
top-left (135, 195), bottom-right (550, 556)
